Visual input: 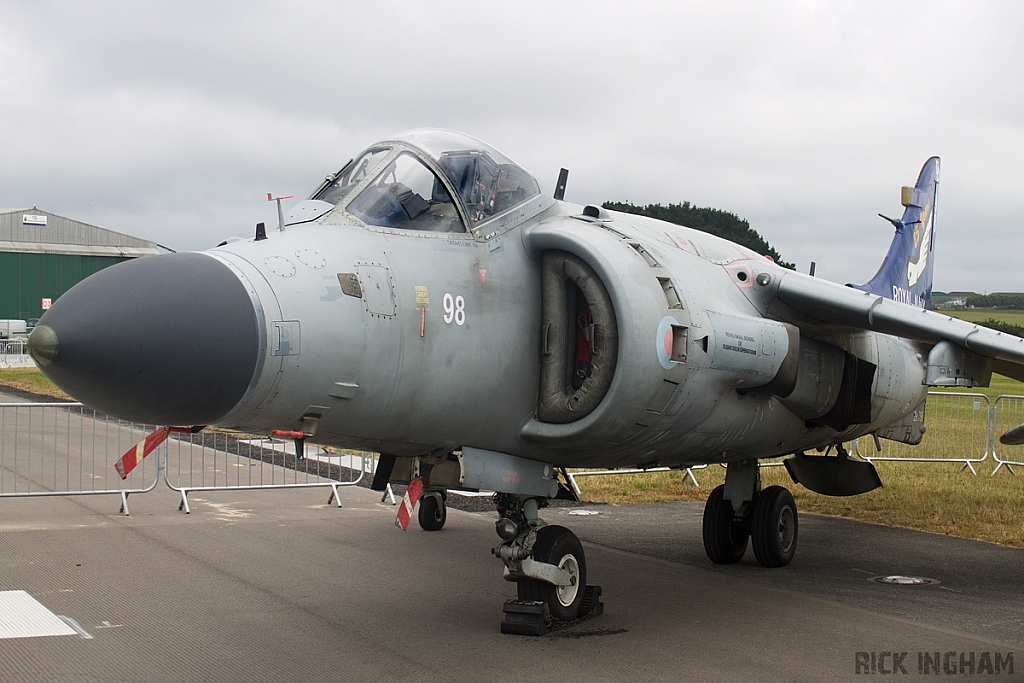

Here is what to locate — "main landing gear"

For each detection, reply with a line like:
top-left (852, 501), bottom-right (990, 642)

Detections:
top-left (702, 460), bottom-right (798, 568)
top-left (492, 494), bottom-right (603, 635)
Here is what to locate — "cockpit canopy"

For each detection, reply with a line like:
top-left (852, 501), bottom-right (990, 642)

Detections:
top-left (313, 129), bottom-right (541, 234)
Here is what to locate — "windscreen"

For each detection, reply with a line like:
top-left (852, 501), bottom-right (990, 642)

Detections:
top-left (346, 152), bottom-right (465, 233)
top-left (436, 150), bottom-right (540, 225)
top-left (314, 148), bottom-right (389, 206)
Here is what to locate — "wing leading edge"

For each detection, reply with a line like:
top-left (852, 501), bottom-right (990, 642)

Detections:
top-left (774, 270), bottom-right (1024, 382)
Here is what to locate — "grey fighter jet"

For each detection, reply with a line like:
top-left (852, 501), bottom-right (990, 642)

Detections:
top-left (27, 130), bottom-right (1024, 625)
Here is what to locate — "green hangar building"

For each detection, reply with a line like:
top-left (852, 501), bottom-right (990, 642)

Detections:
top-left (0, 208), bottom-right (161, 321)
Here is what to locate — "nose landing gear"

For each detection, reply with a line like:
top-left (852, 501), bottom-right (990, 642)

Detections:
top-left (493, 494), bottom-right (603, 635)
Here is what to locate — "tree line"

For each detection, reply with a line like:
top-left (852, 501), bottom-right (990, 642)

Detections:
top-left (602, 201), bottom-right (795, 270)
top-left (965, 293), bottom-right (1024, 309)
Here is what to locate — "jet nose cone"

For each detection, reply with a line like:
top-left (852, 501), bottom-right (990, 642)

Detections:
top-left (26, 324), bottom-right (59, 366)
top-left (35, 252), bottom-right (261, 425)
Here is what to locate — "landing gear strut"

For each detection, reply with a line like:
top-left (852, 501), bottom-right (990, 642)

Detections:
top-left (492, 494), bottom-right (603, 634)
top-left (701, 462), bottom-right (799, 568)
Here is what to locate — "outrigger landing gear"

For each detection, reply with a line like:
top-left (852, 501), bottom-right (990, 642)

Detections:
top-left (418, 490), bottom-right (447, 531)
top-left (702, 460), bottom-right (798, 568)
top-left (492, 494), bottom-right (603, 635)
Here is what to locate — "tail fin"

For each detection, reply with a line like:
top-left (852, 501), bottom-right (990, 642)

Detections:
top-left (850, 157), bottom-right (940, 308)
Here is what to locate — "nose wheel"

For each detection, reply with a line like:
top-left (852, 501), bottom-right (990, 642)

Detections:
top-left (515, 525), bottom-right (587, 621)
top-left (494, 495), bottom-right (603, 634)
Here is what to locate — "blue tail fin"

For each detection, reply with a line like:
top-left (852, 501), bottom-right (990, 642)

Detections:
top-left (850, 157), bottom-right (940, 308)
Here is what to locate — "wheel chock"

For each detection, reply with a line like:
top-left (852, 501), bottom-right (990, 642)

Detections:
top-left (577, 584), bottom-right (604, 620)
top-left (500, 585), bottom-right (604, 636)
top-left (500, 600), bottom-right (550, 636)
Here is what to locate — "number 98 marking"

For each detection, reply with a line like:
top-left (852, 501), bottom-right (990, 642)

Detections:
top-left (443, 293), bottom-right (465, 326)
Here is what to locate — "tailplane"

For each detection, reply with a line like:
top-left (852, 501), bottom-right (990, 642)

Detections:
top-left (850, 157), bottom-right (940, 308)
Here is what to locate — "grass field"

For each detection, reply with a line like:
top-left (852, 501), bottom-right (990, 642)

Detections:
top-left (943, 307), bottom-right (1024, 327)
top-left (575, 460), bottom-right (1024, 548)
top-left (2, 367), bottom-right (1023, 548)
top-left (0, 366), bottom-right (70, 400)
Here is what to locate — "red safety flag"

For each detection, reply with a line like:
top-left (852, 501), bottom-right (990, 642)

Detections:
top-left (395, 476), bottom-right (424, 531)
top-left (114, 426), bottom-right (191, 480)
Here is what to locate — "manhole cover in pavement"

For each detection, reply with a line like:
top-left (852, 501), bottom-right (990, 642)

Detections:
top-left (566, 510), bottom-right (602, 516)
top-left (870, 575), bottom-right (941, 586)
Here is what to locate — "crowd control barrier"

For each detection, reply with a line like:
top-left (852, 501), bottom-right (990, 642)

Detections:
top-left (2, 392), bottom-right (1022, 514)
top-left (0, 402), bottom-right (366, 514)
top-left (853, 392), bottom-right (992, 474)
top-left (991, 394), bottom-right (1024, 475)
top-left (0, 402), bottom-right (161, 512)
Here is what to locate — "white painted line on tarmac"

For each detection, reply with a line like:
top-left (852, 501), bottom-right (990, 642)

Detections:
top-left (0, 590), bottom-right (77, 639)
top-left (56, 615), bottom-right (94, 639)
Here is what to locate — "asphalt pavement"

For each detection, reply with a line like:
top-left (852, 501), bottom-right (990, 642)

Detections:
top-left (0, 481), bottom-right (1021, 683)
top-left (0, 388), bottom-right (1020, 682)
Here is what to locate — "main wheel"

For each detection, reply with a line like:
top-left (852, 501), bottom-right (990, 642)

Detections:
top-left (516, 525), bottom-right (586, 621)
top-left (750, 485), bottom-right (798, 567)
top-left (418, 493), bottom-right (446, 531)
top-left (702, 484), bottom-right (749, 564)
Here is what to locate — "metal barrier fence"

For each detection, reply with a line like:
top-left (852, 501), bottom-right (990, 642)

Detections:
top-left (165, 431), bottom-right (367, 513)
top-left (0, 340), bottom-right (31, 368)
top-left (853, 392), bottom-right (992, 474)
top-left (0, 402), bottom-right (162, 511)
top-left (0, 402), bottom-right (367, 514)
top-left (570, 392), bottom-right (1007, 490)
top-left (2, 393), bottom-right (1021, 513)
top-left (991, 394), bottom-right (1024, 475)
top-left (566, 465), bottom-right (707, 496)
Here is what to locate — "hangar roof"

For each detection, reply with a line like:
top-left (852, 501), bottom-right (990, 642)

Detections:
top-left (0, 208), bottom-right (161, 258)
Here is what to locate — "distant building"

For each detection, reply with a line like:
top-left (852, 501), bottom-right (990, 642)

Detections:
top-left (946, 291), bottom-right (977, 308)
top-left (0, 208), bottom-right (160, 320)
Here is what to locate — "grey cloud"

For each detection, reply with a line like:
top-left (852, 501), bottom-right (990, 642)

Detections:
top-left (1, 0), bottom-right (1022, 291)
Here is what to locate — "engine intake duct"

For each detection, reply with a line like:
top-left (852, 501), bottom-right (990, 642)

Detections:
top-left (537, 251), bottom-right (618, 424)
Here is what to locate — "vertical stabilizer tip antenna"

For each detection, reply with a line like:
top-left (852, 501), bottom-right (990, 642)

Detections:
top-left (878, 213), bottom-right (903, 230)
top-left (268, 193), bottom-right (294, 232)
top-left (554, 168), bottom-right (569, 201)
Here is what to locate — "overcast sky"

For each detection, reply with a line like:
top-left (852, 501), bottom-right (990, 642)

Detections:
top-left (2, 0), bottom-right (1021, 293)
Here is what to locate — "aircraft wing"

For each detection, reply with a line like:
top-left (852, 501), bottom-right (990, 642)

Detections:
top-left (773, 270), bottom-right (1024, 381)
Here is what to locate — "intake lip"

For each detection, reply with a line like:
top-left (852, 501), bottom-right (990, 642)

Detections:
top-left (33, 252), bottom-right (261, 426)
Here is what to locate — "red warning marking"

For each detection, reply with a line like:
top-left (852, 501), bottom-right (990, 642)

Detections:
top-left (114, 426), bottom-right (192, 479)
top-left (396, 476), bottom-right (424, 531)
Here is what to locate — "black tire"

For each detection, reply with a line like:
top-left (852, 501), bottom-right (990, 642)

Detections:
top-left (516, 525), bottom-right (586, 621)
top-left (702, 484), bottom-right (749, 564)
top-left (418, 493), bottom-right (446, 531)
top-left (750, 485), bottom-right (798, 567)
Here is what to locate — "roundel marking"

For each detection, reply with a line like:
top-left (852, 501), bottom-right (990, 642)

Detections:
top-left (656, 316), bottom-right (680, 370)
